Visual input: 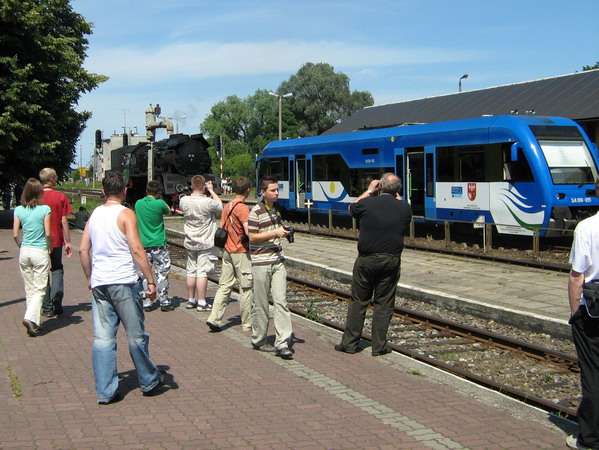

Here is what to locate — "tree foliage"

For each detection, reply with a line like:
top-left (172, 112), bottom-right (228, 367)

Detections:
top-left (0, 0), bottom-right (107, 184)
top-left (278, 62), bottom-right (374, 136)
top-left (200, 63), bottom-right (373, 179)
top-left (583, 61), bottom-right (599, 71)
top-left (200, 90), bottom-right (299, 180)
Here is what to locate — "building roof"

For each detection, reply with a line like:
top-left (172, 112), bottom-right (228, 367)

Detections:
top-left (323, 69), bottom-right (599, 135)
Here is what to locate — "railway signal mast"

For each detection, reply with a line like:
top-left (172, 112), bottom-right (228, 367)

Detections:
top-left (145, 104), bottom-right (173, 180)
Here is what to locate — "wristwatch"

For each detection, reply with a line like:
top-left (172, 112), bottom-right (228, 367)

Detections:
top-left (366, 189), bottom-right (372, 195)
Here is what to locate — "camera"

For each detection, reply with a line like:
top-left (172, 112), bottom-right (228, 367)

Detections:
top-left (284, 226), bottom-right (295, 243)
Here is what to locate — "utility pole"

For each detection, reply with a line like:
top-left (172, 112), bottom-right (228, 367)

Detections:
top-left (216, 136), bottom-right (223, 185)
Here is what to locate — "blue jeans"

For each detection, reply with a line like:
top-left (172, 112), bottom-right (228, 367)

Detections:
top-left (91, 283), bottom-right (161, 403)
top-left (42, 247), bottom-right (64, 313)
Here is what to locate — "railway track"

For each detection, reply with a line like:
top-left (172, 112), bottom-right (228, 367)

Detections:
top-left (58, 187), bottom-right (104, 199)
top-left (166, 239), bottom-right (581, 421)
top-left (285, 275), bottom-right (579, 419)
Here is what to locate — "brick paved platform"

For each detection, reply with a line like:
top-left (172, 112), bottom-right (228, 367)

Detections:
top-left (0, 228), bottom-right (574, 448)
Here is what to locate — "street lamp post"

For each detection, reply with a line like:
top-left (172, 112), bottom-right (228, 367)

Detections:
top-left (269, 92), bottom-right (293, 140)
top-left (459, 74), bottom-right (469, 93)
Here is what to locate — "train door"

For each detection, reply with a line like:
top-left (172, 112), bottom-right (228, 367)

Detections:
top-left (406, 148), bottom-right (425, 216)
top-left (294, 155), bottom-right (311, 209)
top-left (287, 156), bottom-right (296, 209)
top-left (424, 148), bottom-right (435, 218)
top-left (394, 149), bottom-right (405, 199)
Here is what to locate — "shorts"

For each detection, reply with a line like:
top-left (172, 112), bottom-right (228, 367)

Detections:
top-left (186, 248), bottom-right (215, 277)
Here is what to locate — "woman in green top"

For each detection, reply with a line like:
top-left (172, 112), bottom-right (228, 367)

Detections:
top-left (13, 178), bottom-right (52, 336)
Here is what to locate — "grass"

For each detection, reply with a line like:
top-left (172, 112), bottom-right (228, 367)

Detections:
top-left (543, 373), bottom-right (555, 383)
top-left (7, 364), bottom-right (22, 397)
top-left (306, 300), bottom-right (324, 324)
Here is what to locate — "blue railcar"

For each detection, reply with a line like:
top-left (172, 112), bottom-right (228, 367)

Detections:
top-left (256, 115), bottom-right (599, 236)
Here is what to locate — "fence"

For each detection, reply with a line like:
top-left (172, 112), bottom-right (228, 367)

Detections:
top-left (304, 207), bottom-right (573, 259)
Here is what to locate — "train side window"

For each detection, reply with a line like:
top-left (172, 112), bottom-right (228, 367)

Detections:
top-left (436, 147), bottom-right (458, 182)
top-left (362, 148), bottom-right (379, 155)
top-left (313, 154), bottom-right (342, 181)
top-left (502, 145), bottom-right (534, 182)
top-left (281, 158), bottom-right (289, 180)
top-left (349, 167), bottom-right (394, 197)
top-left (426, 153), bottom-right (434, 197)
top-left (258, 157), bottom-right (289, 181)
top-left (459, 147), bottom-right (485, 182)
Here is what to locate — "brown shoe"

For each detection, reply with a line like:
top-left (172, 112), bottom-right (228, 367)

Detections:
top-left (22, 319), bottom-right (38, 337)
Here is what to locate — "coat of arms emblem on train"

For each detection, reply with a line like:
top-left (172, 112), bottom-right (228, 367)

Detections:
top-left (468, 183), bottom-right (477, 201)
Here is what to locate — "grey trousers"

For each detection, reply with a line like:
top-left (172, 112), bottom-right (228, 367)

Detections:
top-left (251, 262), bottom-right (291, 349)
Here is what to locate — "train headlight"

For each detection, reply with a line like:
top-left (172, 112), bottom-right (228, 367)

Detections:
top-left (556, 193), bottom-right (566, 200)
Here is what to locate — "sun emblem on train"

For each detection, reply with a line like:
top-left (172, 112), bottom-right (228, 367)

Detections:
top-left (468, 183), bottom-right (476, 201)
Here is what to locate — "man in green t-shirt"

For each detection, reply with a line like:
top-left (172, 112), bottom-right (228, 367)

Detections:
top-left (135, 180), bottom-right (172, 312)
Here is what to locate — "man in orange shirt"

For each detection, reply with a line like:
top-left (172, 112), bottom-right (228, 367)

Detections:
top-left (39, 168), bottom-right (73, 317)
top-left (206, 177), bottom-right (253, 332)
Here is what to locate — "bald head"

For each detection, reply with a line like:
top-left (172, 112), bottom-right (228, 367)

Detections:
top-left (379, 173), bottom-right (402, 195)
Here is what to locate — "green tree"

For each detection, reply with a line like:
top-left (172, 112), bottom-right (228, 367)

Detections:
top-left (201, 90), bottom-right (299, 177)
top-left (583, 61), bottom-right (599, 71)
top-left (0, 0), bottom-right (107, 185)
top-left (278, 62), bottom-right (374, 136)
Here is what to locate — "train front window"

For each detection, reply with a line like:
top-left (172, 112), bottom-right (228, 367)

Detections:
top-left (257, 157), bottom-right (289, 181)
top-left (538, 140), bottom-right (596, 185)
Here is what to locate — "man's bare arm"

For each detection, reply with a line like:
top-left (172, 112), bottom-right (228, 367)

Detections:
top-left (61, 215), bottom-right (72, 258)
top-left (79, 224), bottom-right (93, 290)
top-left (568, 270), bottom-right (584, 315)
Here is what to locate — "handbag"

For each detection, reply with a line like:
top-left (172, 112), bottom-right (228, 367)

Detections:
top-left (213, 201), bottom-right (246, 248)
top-left (214, 227), bottom-right (228, 248)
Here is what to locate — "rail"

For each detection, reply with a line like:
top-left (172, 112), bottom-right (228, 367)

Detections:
top-left (287, 273), bottom-right (579, 420)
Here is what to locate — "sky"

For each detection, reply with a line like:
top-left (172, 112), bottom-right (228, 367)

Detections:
top-left (72, 0), bottom-right (599, 167)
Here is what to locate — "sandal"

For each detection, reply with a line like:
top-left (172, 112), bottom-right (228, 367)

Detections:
top-left (196, 303), bottom-right (212, 311)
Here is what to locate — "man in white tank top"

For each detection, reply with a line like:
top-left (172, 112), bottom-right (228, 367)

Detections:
top-left (79, 171), bottom-right (167, 404)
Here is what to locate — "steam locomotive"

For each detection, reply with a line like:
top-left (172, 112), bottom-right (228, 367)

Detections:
top-left (110, 133), bottom-right (216, 206)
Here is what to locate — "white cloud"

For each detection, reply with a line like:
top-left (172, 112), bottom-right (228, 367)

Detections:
top-left (86, 39), bottom-right (478, 84)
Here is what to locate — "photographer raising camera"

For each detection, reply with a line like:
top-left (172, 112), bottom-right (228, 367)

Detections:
top-left (335, 173), bottom-right (412, 357)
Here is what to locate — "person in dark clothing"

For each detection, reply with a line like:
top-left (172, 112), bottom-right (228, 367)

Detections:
top-left (335, 173), bottom-right (412, 356)
top-left (567, 179), bottom-right (599, 449)
top-left (74, 207), bottom-right (90, 230)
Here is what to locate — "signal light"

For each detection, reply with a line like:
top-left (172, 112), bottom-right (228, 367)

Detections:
top-left (95, 129), bottom-right (102, 148)
top-left (215, 135), bottom-right (222, 157)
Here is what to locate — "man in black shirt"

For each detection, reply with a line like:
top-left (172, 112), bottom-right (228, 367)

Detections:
top-left (335, 173), bottom-right (412, 356)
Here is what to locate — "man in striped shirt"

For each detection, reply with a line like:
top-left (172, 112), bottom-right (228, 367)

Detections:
top-left (248, 177), bottom-right (293, 359)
